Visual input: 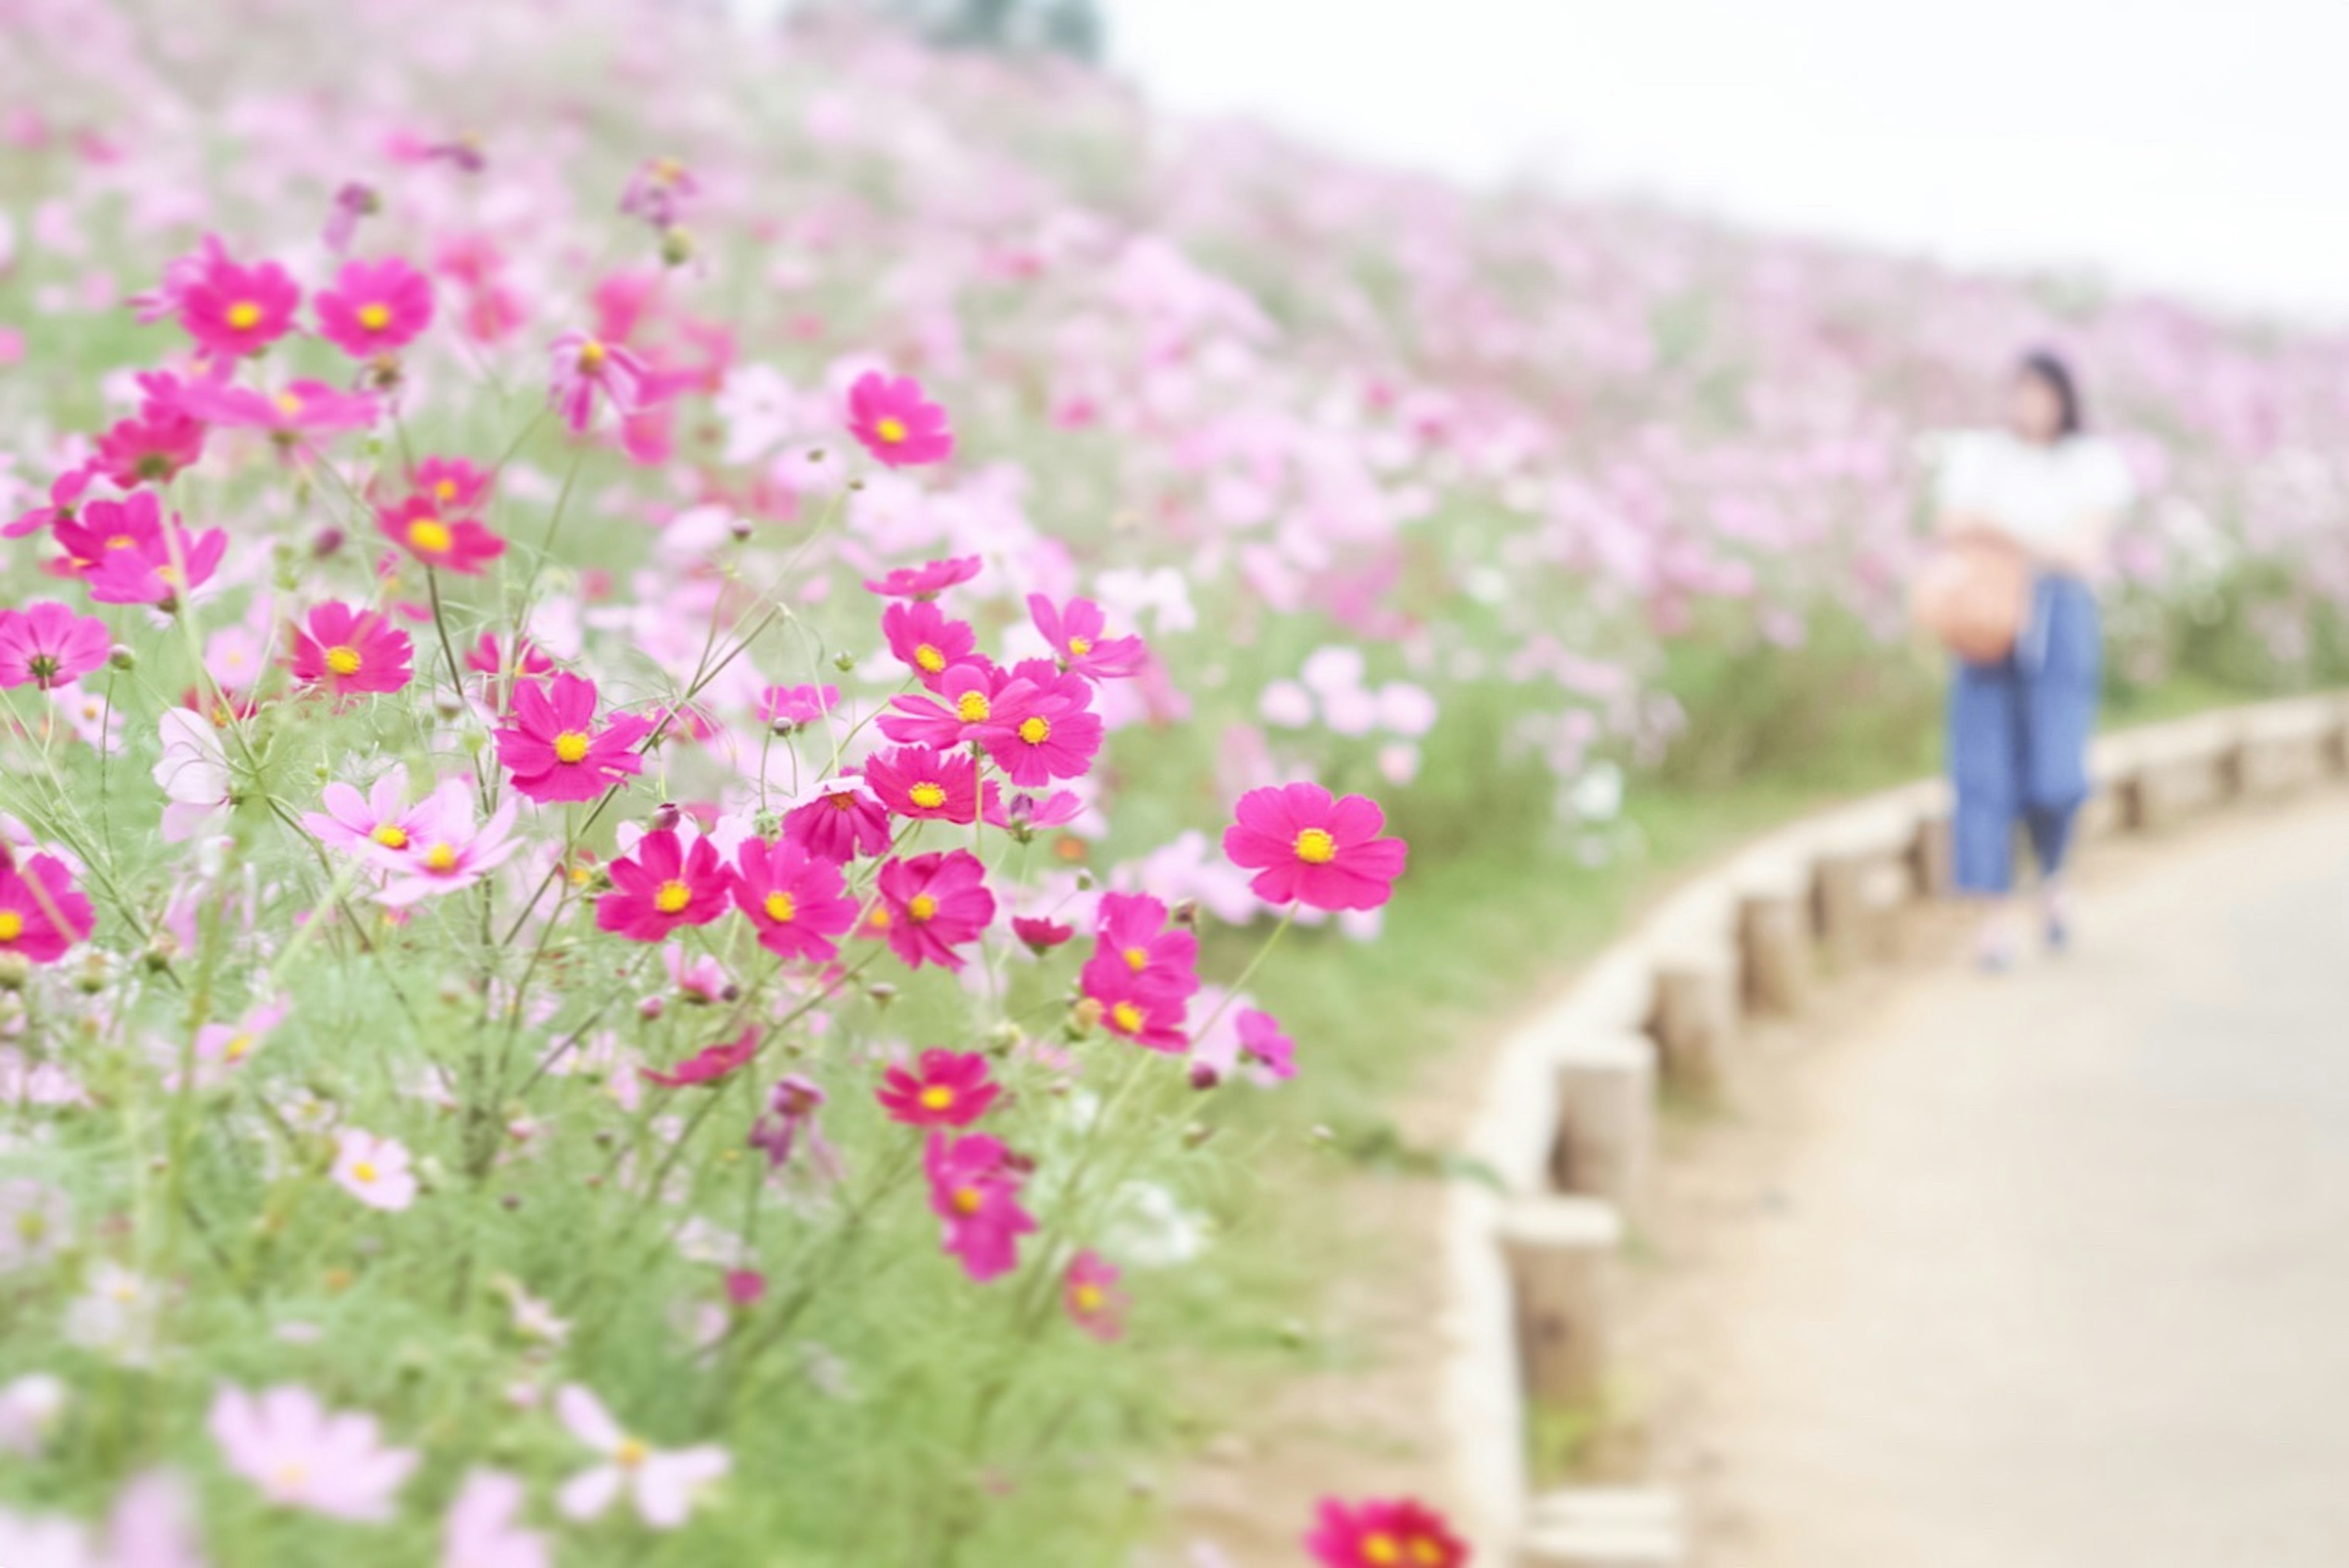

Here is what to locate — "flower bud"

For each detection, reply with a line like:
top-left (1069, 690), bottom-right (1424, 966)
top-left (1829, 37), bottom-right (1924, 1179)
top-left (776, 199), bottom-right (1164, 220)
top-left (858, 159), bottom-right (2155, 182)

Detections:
top-left (649, 801), bottom-right (681, 834)
top-left (1182, 1121), bottom-right (1215, 1148)
top-left (1188, 1062), bottom-right (1219, 1092)
top-left (108, 645), bottom-right (137, 671)
top-left (313, 526), bottom-right (346, 559)
top-left (727, 514), bottom-right (754, 542)
top-left (637, 995), bottom-right (665, 1022)
top-left (1170, 899), bottom-right (1200, 928)
top-left (1069, 996), bottom-right (1103, 1036)
top-left (867, 982), bottom-right (898, 1010)
top-left (659, 225), bottom-right (697, 267)
top-left (984, 1020), bottom-right (1022, 1054)
top-left (833, 652), bottom-right (856, 673)
top-left (0, 953), bottom-right (30, 991)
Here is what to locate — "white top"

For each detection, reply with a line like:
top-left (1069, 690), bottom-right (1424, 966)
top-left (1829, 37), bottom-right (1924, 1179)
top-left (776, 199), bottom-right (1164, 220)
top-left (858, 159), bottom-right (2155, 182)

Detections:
top-left (1935, 429), bottom-right (2136, 555)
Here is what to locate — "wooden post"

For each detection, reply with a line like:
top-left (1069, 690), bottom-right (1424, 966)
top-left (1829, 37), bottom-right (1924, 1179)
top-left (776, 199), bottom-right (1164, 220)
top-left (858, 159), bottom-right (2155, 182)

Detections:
top-left (1498, 1197), bottom-right (1622, 1413)
top-left (1908, 813), bottom-right (1956, 900)
top-left (1647, 950), bottom-right (1738, 1100)
top-left (1549, 1034), bottom-right (1657, 1228)
top-left (1522, 1488), bottom-right (1687, 1568)
top-left (1737, 890), bottom-right (1811, 1015)
top-left (1811, 851), bottom-right (1891, 971)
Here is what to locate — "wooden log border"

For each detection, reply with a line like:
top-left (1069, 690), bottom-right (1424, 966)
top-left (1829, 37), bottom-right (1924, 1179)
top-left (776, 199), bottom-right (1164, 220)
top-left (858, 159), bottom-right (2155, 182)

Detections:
top-left (1439, 695), bottom-right (2349, 1565)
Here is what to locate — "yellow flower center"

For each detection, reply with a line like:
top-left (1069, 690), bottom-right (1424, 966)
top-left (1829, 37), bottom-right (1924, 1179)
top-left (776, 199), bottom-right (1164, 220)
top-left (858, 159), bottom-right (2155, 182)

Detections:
top-left (1410, 1540), bottom-right (1445, 1566)
top-left (763, 891), bottom-right (796, 923)
top-left (15, 1211), bottom-right (45, 1242)
top-left (371, 823), bottom-right (409, 849)
top-left (106, 534), bottom-right (135, 550)
top-left (654, 880), bottom-right (692, 914)
top-left (424, 843), bottom-right (458, 873)
top-left (577, 339), bottom-right (609, 372)
top-left (955, 691), bottom-right (991, 723)
top-left (352, 1161), bottom-right (378, 1184)
top-left (908, 782), bottom-right (947, 810)
top-left (615, 1437), bottom-right (649, 1470)
top-left (1294, 827), bottom-right (1337, 865)
top-left (407, 518), bottom-right (453, 554)
top-left (919, 1085), bottom-right (955, 1111)
top-left (907, 894), bottom-right (939, 923)
top-left (1073, 1283), bottom-right (1105, 1313)
top-left (1018, 716), bottom-right (1050, 745)
top-left (434, 478), bottom-right (458, 502)
top-left (325, 645), bottom-right (363, 677)
top-left (1110, 1001), bottom-right (1143, 1035)
top-left (223, 1033), bottom-right (254, 1062)
top-left (1123, 946), bottom-right (1147, 972)
top-left (0, 912), bottom-right (21, 943)
top-left (552, 731), bottom-right (592, 765)
top-left (1362, 1536), bottom-right (1401, 1567)
top-left (226, 300), bottom-right (262, 330)
top-left (276, 392), bottom-right (302, 415)
top-left (914, 643), bottom-right (946, 673)
top-left (357, 302), bottom-right (392, 331)
top-left (273, 1460), bottom-right (308, 1488)
top-left (952, 1186), bottom-right (983, 1216)
top-left (154, 564), bottom-right (181, 586)
top-left (875, 416), bottom-right (908, 445)
top-left (1067, 635), bottom-right (1092, 656)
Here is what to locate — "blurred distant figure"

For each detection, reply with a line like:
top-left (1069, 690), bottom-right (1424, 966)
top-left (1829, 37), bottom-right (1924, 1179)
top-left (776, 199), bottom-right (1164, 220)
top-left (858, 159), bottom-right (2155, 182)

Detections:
top-left (1931, 352), bottom-right (2136, 969)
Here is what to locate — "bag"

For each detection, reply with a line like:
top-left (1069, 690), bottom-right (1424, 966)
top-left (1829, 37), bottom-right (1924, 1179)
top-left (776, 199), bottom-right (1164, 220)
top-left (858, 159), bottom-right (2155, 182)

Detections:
top-left (1910, 539), bottom-right (2028, 665)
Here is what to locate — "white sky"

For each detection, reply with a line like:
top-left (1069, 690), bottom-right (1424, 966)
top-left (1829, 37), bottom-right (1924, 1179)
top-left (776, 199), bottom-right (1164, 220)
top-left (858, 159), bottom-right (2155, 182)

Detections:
top-left (1105, 0), bottom-right (2349, 324)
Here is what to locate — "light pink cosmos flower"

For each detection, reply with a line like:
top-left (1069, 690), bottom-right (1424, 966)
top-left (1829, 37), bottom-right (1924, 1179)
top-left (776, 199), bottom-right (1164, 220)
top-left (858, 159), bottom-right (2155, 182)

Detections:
top-left (547, 329), bottom-right (657, 434)
top-left (0, 1373), bottom-right (66, 1457)
top-left (863, 553), bottom-right (981, 600)
top-left (152, 711), bottom-right (232, 843)
top-left (332, 1128), bottom-right (419, 1211)
top-left (0, 601), bottom-right (110, 690)
top-left (846, 370), bottom-right (954, 468)
top-left (554, 1384), bottom-right (729, 1530)
top-left (208, 1383), bottom-right (419, 1521)
top-left (303, 764), bottom-right (431, 860)
top-left (314, 256), bottom-right (434, 358)
top-left (185, 1000), bottom-right (286, 1089)
top-left (375, 783), bottom-right (522, 907)
top-left (442, 1468), bottom-right (550, 1568)
top-left (1063, 1250), bottom-right (1128, 1342)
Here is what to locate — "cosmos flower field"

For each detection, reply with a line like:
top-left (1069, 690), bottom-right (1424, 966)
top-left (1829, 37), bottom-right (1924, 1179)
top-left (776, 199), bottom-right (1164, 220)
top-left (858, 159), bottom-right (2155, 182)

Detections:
top-left (1, 2), bottom-right (2346, 1564)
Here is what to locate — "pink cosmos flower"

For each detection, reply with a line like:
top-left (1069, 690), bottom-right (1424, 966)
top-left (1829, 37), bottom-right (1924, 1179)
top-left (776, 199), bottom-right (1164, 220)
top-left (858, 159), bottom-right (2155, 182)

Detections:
top-left (377, 494), bottom-right (507, 575)
top-left (323, 181), bottom-right (376, 255)
top-left (376, 789), bottom-right (522, 908)
top-left (729, 836), bottom-right (858, 963)
top-left (619, 156), bottom-right (699, 228)
top-left (863, 744), bottom-right (979, 825)
top-left (127, 233), bottom-right (226, 324)
top-left (332, 1128), bottom-right (419, 1211)
top-left (0, 601), bottom-right (110, 690)
top-left (1011, 915), bottom-right (1074, 952)
top-left (208, 1383), bottom-right (419, 1521)
top-left (442, 1468), bottom-right (550, 1568)
top-left (0, 853), bottom-right (95, 964)
top-left (187, 1000), bottom-right (285, 1089)
top-left (782, 776), bottom-right (892, 863)
top-left (62, 492), bottom-right (226, 609)
top-left (881, 599), bottom-right (976, 686)
top-left (1028, 593), bottom-right (1148, 681)
top-left (757, 682), bottom-right (839, 728)
top-left (554, 1384), bottom-right (729, 1530)
top-left (1223, 783), bottom-right (1409, 912)
top-left (864, 554), bottom-right (981, 600)
top-left (493, 673), bottom-right (651, 804)
top-left (847, 371), bottom-right (954, 468)
top-left (53, 491), bottom-right (163, 574)
top-left (876, 1049), bottom-right (1001, 1128)
top-left (414, 456), bottom-right (493, 512)
top-left (640, 1027), bottom-right (761, 1090)
top-left (152, 709), bottom-right (232, 842)
top-left (290, 602), bottom-right (413, 698)
top-left (1063, 1251), bottom-right (1128, 1342)
top-left (748, 1074), bottom-right (839, 1178)
top-left (314, 256), bottom-right (434, 358)
top-left (4, 464), bottom-right (97, 539)
top-left (302, 764), bottom-right (433, 861)
top-left (1304, 1498), bottom-right (1470, 1568)
top-left (597, 829), bottom-right (729, 943)
top-left (1083, 892), bottom-right (1200, 999)
top-left (91, 407), bottom-right (206, 490)
top-left (181, 254), bottom-right (302, 358)
top-left (879, 660), bottom-right (1018, 750)
top-left (547, 330), bottom-right (658, 435)
top-left (924, 1133), bottom-right (1034, 1284)
top-left (174, 379), bottom-right (379, 449)
top-left (1237, 1008), bottom-right (1297, 1081)
top-left (1082, 964), bottom-right (1188, 1054)
top-left (980, 661), bottom-right (1102, 788)
top-left (874, 850), bottom-right (995, 972)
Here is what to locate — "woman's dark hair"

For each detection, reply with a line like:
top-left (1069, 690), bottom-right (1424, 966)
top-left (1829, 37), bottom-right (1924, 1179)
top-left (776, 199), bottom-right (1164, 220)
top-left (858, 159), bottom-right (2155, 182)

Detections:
top-left (2017, 349), bottom-right (2084, 437)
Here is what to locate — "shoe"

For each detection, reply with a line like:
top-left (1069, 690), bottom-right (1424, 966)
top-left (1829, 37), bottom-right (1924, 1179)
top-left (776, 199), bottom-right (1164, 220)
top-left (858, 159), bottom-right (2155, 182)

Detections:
top-left (1975, 923), bottom-right (2019, 974)
top-left (2042, 889), bottom-right (2071, 953)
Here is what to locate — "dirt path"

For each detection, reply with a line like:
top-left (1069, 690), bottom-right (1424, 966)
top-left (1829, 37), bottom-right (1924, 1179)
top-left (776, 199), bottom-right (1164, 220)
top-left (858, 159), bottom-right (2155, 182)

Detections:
top-left (1624, 793), bottom-right (2349, 1567)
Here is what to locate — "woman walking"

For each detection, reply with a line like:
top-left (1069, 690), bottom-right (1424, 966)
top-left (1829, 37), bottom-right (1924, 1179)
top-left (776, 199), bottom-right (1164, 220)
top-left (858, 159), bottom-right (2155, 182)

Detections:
top-left (1932, 352), bottom-right (2136, 968)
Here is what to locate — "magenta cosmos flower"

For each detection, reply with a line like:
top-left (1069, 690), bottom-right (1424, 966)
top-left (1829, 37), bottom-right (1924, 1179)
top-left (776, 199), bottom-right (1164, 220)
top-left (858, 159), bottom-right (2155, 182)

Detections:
top-left (596, 829), bottom-right (729, 943)
top-left (1081, 963), bottom-right (1188, 1054)
top-left (289, 602), bottom-right (412, 698)
top-left (1082, 892), bottom-right (1199, 999)
top-left (493, 673), bottom-right (651, 805)
top-left (1305, 1497), bottom-right (1469, 1568)
top-left (881, 600), bottom-right (977, 686)
top-left (377, 494), bottom-right (506, 576)
top-left (547, 330), bottom-right (656, 435)
top-left (863, 554), bottom-right (981, 601)
top-left (554, 1384), bottom-right (729, 1531)
top-left (641, 1027), bottom-right (762, 1090)
top-left (863, 744), bottom-right (979, 826)
top-left (0, 602), bottom-right (110, 691)
top-left (782, 776), bottom-right (892, 864)
top-left (1237, 1008), bottom-right (1297, 1081)
top-left (6, 464), bottom-right (97, 539)
top-left (924, 1133), bottom-right (1034, 1284)
top-left (846, 371), bottom-right (954, 468)
top-left (176, 379), bottom-right (380, 451)
top-left (92, 405), bottom-right (206, 490)
top-left (207, 1384), bottom-right (418, 1522)
top-left (876, 1049), bottom-right (1001, 1129)
top-left (979, 662), bottom-right (1102, 788)
top-left (757, 682), bottom-right (839, 728)
top-left (180, 254), bottom-right (302, 358)
top-left (1028, 593), bottom-right (1148, 681)
top-left (879, 660), bottom-right (1019, 750)
top-left (1063, 1251), bottom-right (1128, 1342)
top-left (60, 494), bottom-right (226, 609)
top-left (314, 256), bottom-right (434, 358)
top-left (874, 850), bottom-right (995, 972)
top-left (1223, 783), bottom-right (1408, 912)
top-left (729, 836), bottom-right (858, 963)
top-left (0, 853), bottom-right (96, 964)
top-left (412, 455), bottom-right (493, 512)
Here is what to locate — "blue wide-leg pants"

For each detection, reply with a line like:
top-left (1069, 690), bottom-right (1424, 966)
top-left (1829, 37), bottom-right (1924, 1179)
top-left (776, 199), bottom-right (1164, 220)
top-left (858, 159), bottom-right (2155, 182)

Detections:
top-left (1948, 577), bottom-right (2101, 896)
